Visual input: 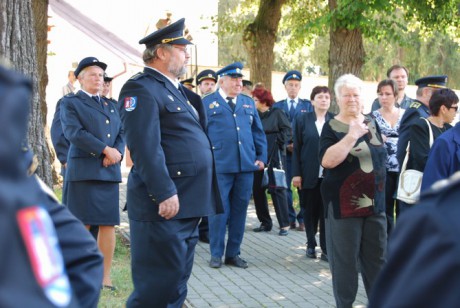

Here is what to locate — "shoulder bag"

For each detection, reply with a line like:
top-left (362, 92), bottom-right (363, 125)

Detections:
top-left (396, 118), bottom-right (433, 204)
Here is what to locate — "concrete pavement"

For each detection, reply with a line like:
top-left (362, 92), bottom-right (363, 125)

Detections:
top-left (117, 178), bottom-right (368, 308)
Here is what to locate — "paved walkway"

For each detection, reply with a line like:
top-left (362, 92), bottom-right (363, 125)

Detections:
top-left (117, 178), bottom-right (367, 308)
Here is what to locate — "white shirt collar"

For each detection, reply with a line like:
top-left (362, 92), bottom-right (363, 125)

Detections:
top-left (287, 97), bottom-right (299, 104)
top-left (218, 88), bottom-right (238, 104)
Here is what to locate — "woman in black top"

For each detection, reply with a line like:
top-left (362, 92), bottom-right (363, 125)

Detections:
top-left (292, 86), bottom-right (334, 260)
top-left (251, 87), bottom-right (292, 235)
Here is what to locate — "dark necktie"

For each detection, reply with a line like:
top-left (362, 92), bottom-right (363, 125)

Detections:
top-left (227, 97), bottom-right (235, 111)
top-left (289, 99), bottom-right (296, 120)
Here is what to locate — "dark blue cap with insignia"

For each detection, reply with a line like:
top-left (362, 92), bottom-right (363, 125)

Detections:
top-left (74, 57), bottom-right (107, 78)
top-left (243, 79), bottom-right (253, 87)
top-left (216, 62), bottom-right (244, 78)
top-left (139, 18), bottom-right (192, 48)
top-left (196, 69), bottom-right (217, 84)
top-left (180, 77), bottom-right (195, 88)
top-left (415, 75), bottom-right (448, 89)
top-left (282, 70), bottom-right (302, 84)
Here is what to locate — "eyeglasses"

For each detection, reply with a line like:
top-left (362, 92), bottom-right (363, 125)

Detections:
top-left (449, 106), bottom-right (458, 112)
top-left (172, 46), bottom-right (190, 54)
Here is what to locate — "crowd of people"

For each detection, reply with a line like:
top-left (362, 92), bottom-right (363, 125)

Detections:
top-left (3, 15), bottom-right (460, 308)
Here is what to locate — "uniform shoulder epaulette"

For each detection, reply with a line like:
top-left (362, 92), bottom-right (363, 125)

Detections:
top-left (64, 92), bottom-right (76, 98)
top-left (409, 101), bottom-right (421, 109)
top-left (129, 72), bottom-right (145, 81)
top-left (240, 92), bottom-right (252, 98)
top-left (202, 92), bottom-right (213, 99)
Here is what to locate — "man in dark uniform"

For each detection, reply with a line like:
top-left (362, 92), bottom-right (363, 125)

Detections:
top-left (195, 68), bottom-right (218, 243)
top-left (273, 70), bottom-right (313, 231)
top-left (369, 171), bottom-right (460, 308)
top-left (203, 62), bottom-right (267, 269)
top-left (396, 75), bottom-right (447, 214)
top-left (180, 77), bottom-right (195, 90)
top-left (242, 79), bottom-right (253, 96)
top-left (0, 64), bottom-right (103, 307)
top-left (196, 69), bottom-right (217, 96)
top-left (118, 18), bottom-right (222, 307)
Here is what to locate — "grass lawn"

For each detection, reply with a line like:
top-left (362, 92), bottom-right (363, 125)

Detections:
top-left (98, 233), bottom-right (133, 307)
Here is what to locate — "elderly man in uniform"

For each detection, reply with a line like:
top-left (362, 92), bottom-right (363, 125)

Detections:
top-left (369, 172), bottom-right (460, 307)
top-left (196, 69), bottom-right (217, 96)
top-left (203, 62), bottom-right (267, 269)
top-left (0, 64), bottom-right (103, 307)
top-left (118, 18), bottom-right (222, 307)
top-left (370, 65), bottom-right (414, 111)
top-left (396, 75), bottom-right (447, 214)
top-left (273, 70), bottom-right (313, 231)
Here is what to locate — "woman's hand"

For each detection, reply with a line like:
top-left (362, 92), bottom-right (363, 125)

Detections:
top-left (102, 146), bottom-right (122, 167)
top-left (292, 176), bottom-right (302, 188)
top-left (348, 120), bottom-right (369, 140)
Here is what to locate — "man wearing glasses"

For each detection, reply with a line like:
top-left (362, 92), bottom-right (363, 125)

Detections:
top-left (118, 18), bottom-right (222, 307)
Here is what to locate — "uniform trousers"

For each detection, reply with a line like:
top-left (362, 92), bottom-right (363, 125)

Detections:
top-left (286, 153), bottom-right (304, 224)
top-left (127, 217), bottom-right (200, 308)
top-left (325, 202), bottom-right (387, 308)
top-left (209, 172), bottom-right (253, 258)
top-left (301, 179), bottom-right (326, 252)
top-left (252, 169), bottom-right (290, 229)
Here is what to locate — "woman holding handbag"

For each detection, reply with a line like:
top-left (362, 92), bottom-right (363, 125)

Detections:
top-left (399, 88), bottom-right (457, 214)
top-left (251, 87), bottom-right (292, 236)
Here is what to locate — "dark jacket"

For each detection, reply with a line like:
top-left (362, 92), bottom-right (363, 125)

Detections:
top-left (60, 91), bottom-right (125, 182)
top-left (119, 67), bottom-right (223, 221)
top-left (258, 108), bottom-right (291, 166)
top-left (292, 111), bottom-right (334, 189)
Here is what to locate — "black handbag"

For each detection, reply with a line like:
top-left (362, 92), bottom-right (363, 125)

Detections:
top-left (261, 147), bottom-right (288, 189)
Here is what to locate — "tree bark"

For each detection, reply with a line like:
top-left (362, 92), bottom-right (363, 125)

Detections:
top-left (0, 0), bottom-right (53, 186)
top-left (328, 0), bottom-right (365, 113)
top-left (243, 0), bottom-right (286, 91)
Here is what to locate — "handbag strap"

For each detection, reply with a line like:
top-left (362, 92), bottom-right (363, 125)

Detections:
top-left (266, 144), bottom-right (277, 167)
top-left (421, 117), bottom-right (434, 147)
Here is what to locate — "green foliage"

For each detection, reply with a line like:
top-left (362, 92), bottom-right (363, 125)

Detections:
top-left (215, 0), bottom-right (460, 86)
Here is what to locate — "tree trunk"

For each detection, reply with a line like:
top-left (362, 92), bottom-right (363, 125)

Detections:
top-left (0, 0), bottom-right (53, 186)
top-left (243, 0), bottom-right (286, 91)
top-left (328, 0), bottom-right (365, 113)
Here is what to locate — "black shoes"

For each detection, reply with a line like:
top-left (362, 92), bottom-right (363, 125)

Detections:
top-left (199, 232), bottom-right (210, 243)
top-left (306, 247), bottom-right (316, 259)
top-left (224, 255), bottom-right (248, 269)
top-left (209, 256), bottom-right (222, 268)
top-left (253, 224), bottom-right (272, 232)
top-left (320, 253), bottom-right (328, 262)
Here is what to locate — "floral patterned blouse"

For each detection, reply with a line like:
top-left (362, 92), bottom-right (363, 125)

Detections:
top-left (372, 109), bottom-right (405, 172)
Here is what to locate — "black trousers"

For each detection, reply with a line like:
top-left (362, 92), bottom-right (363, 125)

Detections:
top-left (385, 171), bottom-right (399, 236)
top-left (252, 169), bottom-right (290, 229)
top-left (301, 179), bottom-right (326, 253)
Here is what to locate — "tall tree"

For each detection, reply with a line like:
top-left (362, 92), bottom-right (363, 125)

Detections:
top-left (242, 0), bottom-right (286, 89)
top-left (0, 0), bottom-right (53, 186)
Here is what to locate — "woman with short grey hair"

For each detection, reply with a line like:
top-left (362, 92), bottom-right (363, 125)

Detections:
top-left (320, 74), bottom-right (387, 308)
